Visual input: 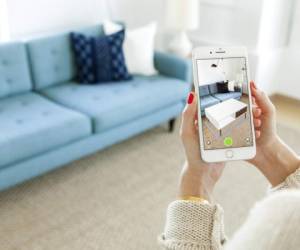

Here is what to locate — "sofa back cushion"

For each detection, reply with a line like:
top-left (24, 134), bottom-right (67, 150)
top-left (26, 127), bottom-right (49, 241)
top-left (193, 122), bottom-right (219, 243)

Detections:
top-left (199, 85), bottom-right (210, 97)
top-left (27, 25), bottom-right (103, 90)
top-left (0, 42), bottom-right (32, 98)
top-left (208, 83), bottom-right (218, 94)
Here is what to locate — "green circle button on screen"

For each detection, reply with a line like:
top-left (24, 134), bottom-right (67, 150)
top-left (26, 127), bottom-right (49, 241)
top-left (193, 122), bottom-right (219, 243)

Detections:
top-left (224, 137), bottom-right (233, 147)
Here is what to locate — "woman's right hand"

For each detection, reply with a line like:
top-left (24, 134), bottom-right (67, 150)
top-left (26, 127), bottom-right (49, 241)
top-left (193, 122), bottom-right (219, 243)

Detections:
top-left (249, 81), bottom-right (277, 164)
top-left (248, 81), bottom-right (300, 186)
top-left (251, 81), bottom-right (277, 144)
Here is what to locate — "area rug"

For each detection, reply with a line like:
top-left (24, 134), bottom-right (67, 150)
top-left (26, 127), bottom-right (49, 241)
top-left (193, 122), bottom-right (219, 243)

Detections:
top-left (0, 121), bottom-right (299, 250)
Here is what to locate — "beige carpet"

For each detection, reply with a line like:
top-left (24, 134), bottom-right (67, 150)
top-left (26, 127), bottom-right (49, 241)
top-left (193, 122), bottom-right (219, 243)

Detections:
top-left (0, 121), bottom-right (299, 250)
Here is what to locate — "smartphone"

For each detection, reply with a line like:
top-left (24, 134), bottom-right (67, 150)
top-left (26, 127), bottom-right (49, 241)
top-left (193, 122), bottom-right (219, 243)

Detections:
top-left (192, 47), bottom-right (256, 162)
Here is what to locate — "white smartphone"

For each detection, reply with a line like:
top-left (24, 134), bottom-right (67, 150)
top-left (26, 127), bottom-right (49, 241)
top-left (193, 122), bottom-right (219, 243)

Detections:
top-left (192, 47), bottom-right (256, 162)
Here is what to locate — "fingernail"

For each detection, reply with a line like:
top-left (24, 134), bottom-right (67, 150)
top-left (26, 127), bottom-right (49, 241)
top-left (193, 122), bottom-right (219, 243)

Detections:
top-left (187, 92), bottom-right (194, 104)
top-left (251, 81), bottom-right (257, 89)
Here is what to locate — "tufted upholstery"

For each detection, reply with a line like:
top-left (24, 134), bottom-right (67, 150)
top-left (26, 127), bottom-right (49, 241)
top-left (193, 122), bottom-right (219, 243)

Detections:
top-left (0, 93), bottom-right (91, 168)
top-left (26, 25), bottom-right (103, 89)
top-left (39, 75), bottom-right (190, 133)
top-left (0, 42), bottom-right (32, 98)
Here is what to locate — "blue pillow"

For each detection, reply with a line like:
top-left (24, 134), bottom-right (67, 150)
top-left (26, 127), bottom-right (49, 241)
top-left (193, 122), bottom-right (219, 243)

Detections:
top-left (70, 29), bottom-right (131, 84)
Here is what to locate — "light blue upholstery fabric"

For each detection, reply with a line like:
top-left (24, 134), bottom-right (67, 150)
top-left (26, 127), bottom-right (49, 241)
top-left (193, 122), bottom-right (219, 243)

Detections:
top-left (0, 92), bottom-right (91, 168)
top-left (0, 102), bottom-right (183, 190)
top-left (208, 83), bottom-right (218, 94)
top-left (39, 75), bottom-right (189, 133)
top-left (213, 92), bottom-right (242, 101)
top-left (0, 42), bottom-right (32, 98)
top-left (200, 95), bottom-right (220, 115)
top-left (26, 25), bottom-right (103, 89)
top-left (199, 85), bottom-right (210, 97)
top-left (154, 51), bottom-right (192, 83)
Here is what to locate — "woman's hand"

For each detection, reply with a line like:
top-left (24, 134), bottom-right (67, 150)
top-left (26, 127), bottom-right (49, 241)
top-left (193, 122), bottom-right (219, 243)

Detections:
top-left (249, 81), bottom-right (300, 186)
top-left (178, 92), bottom-right (225, 201)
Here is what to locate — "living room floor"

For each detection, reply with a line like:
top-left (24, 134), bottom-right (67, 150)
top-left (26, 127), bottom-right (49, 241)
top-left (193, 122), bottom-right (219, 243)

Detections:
top-left (202, 94), bottom-right (253, 149)
top-left (271, 94), bottom-right (300, 131)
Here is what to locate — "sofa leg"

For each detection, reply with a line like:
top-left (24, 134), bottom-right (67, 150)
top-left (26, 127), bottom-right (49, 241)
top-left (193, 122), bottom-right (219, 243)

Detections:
top-left (168, 118), bottom-right (176, 132)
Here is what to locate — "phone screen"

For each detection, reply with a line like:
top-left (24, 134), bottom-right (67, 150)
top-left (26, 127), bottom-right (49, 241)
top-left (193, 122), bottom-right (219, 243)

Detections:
top-left (196, 57), bottom-right (253, 150)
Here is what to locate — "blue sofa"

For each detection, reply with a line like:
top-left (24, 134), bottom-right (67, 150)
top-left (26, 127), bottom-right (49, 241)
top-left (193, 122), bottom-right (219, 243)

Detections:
top-left (199, 83), bottom-right (242, 115)
top-left (0, 24), bottom-right (191, 190)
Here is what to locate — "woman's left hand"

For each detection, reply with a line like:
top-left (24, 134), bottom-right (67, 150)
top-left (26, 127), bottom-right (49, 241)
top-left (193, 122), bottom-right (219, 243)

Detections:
top-left (178, 92), bottom-right (225, 201)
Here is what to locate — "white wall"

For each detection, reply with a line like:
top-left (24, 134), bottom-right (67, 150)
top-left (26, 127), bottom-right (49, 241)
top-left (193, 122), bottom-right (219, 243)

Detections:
top-left (6, 0), bottom-right (111, 39)
top-left (191, 0), bottom-right (263, 48)
top-left (196, 58), bottom-right (247, 93)
top-left (0, 0), bottom-right (10, 40)
top-left (289, 0), bottom-right (300, 48)
top-left (256, 0), bottom-right (300, 99)
top-left (109, 0), bottom-right (164, 28)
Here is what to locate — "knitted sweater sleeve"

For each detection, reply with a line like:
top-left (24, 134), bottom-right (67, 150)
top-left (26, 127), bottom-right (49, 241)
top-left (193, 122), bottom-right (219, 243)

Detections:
top-left (270, 167), bottom-right (300, 192)
top-left (159, 168), bottom-right (300, 250)
top-left (158, 201), bottom-right (226, 250)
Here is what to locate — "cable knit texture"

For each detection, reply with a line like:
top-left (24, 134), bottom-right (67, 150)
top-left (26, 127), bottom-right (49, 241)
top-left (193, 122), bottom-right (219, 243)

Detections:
top-left (159, 201), bottom-right (226, 250)
top-left (159, 167), bottom-right (300, 250)
top-left (270, 167), bottom-right (300, 192)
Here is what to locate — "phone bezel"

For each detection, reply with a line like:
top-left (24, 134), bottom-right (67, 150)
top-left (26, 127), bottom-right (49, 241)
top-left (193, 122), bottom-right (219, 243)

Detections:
top-left (192, 47), bottom-right (256, 162)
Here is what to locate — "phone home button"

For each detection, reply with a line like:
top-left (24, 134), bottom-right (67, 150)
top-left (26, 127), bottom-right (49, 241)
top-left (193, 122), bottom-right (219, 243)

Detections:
top-left (225, 150), bottom-right (234, 159)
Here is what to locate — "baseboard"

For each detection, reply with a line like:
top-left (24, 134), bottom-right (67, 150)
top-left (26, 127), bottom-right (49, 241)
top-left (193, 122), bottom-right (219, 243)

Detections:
top-left (270, 93), bottom-right (300, 106)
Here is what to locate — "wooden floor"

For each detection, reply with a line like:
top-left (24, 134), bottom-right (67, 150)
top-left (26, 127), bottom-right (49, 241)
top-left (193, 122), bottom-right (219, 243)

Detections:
top-left (270, 94), bottom-right (300, 131)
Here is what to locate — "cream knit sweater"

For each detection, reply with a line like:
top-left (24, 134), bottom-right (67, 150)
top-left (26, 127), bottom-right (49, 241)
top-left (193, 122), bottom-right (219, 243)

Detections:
top-left (159, 168), bottom-right (300, 250)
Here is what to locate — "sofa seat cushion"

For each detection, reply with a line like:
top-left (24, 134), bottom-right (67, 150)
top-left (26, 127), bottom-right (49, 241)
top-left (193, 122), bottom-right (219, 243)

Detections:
top-left (40, 75), bottom-right (190, 133)
top-left (200, 95), bottom-right (220, 113)
top-left (213, 92), bottom-right (242, 101)
top-left (0, 93), bottom-right (91, 168)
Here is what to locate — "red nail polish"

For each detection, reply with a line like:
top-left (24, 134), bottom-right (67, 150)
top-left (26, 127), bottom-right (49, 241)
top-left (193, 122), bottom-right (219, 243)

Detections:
top-left (187, 92), bottom-right (194, 104)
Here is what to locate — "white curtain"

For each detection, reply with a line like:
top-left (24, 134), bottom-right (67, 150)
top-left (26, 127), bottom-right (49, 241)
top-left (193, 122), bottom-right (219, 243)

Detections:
top-left (0, 0), bottom-right (10, 41)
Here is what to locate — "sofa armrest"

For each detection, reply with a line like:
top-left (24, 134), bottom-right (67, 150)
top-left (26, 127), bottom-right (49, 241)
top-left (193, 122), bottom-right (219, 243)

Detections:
top-left (154, 51), bottom-right (192, 83)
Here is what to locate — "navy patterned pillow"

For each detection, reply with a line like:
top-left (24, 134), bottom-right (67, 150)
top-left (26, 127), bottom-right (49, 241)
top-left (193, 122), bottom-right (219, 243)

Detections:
top-left (70, 29), bottom-right (131, 84)
top-left (70, 33), bottom-right (97, 83)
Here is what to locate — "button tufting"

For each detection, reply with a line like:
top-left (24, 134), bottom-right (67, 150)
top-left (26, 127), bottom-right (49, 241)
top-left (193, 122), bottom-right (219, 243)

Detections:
top-left (93, 96), bottom-right (100, 100)
top-left (15, 119), bottom-right (24, 124)
top-left (6, 78), bottom-right (12, 84)
top-left (54, 65), bottom-right (60, 72)
top-left (51, 49), bottom-right (57, 55)
top-left (42, 111), bottom-right (51, 116)
top-left (2, 60), bottom-right (8, 66)
top-left (20, 100), bottom-right (29, 106)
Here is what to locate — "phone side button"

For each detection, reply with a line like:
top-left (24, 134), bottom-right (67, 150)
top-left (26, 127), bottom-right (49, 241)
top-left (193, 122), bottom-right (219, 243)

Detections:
top-left (225, 150), bottom-right (233, 158)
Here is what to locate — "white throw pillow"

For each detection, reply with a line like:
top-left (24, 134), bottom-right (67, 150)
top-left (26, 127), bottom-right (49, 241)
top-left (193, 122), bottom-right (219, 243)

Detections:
top-left (228, 80), bottom-right (235, 92)
top-left (103, 20), bottom-right (157, 75)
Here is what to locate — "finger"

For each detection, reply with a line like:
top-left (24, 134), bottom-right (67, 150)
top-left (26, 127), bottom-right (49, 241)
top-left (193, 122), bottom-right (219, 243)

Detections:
top-left (255, 130), bottom-right (261, 139)
top-left (250, 80), bottom-right (257, 89)
top-left (181, 92), bottom-right (198, 136)
top-left (254, 118), bottom-right (261, 128)
top-left (252, 107), bottom-right (262, 118)
top-left (250, 81), bottom-right (273, 113)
